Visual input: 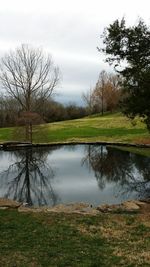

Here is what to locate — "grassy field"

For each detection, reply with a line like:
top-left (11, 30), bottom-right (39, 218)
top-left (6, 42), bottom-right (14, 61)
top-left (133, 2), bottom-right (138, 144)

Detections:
top-left (0, 209), bottom-right (150, 267)
top-left (0, 112), bottom-right (149, 144)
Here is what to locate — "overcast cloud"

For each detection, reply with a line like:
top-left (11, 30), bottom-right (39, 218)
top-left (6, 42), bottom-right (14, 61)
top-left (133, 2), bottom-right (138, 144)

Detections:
top-left (0, 0), bottom-right (150, 104)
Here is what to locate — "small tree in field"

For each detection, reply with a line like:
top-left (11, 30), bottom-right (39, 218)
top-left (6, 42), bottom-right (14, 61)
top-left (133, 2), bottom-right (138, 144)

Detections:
top-left (0, 44), bottom-right (60, 141)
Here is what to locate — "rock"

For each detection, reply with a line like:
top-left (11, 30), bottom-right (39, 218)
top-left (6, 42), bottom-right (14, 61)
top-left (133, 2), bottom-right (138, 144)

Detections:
top-left (140, 198), bottom-right (150, 204)
top-left (18, 206), bottom-right (44, 213)
top-left (97, 200), bottom-right (144, 213)
top-left (97, 204), bottom-right (121, 213)
top-left (0, 198), bottom-right (149, 214)
top-left (133, 200), bottom-right (146, 206)
top-left (46, 203), bottom-right (99, 215)
top-left (0, 198), bottom-right (21, 208)
top-left (97, 204), bottom-right (111, 212)
top-left (121, 201), bottom-right (140, 210)
top-left (0, 207), bottom-right (9, 210)
top-left (46, 203), bottom-right (88, 212)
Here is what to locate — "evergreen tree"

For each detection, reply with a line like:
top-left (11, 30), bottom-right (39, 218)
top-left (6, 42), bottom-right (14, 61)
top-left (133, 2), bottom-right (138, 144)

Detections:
top-left (100, 18), bottom-right (150, 130)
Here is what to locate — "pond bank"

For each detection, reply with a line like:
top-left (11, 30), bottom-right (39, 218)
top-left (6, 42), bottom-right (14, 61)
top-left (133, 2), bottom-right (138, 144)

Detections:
top-left (0, 198), bottom-right (150, 215)
top-left (1, 140), bottom-right (150, 150)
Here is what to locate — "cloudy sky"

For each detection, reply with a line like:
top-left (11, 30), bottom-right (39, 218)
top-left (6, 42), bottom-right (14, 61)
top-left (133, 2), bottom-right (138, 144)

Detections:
top-left (0, 0), bottom-right (150, 105)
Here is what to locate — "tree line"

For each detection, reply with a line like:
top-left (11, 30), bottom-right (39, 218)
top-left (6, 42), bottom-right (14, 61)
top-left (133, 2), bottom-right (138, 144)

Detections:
top-left (0, 95), bottom-right (88, 128)
top-left (0, 68), bottom-right (122, 129)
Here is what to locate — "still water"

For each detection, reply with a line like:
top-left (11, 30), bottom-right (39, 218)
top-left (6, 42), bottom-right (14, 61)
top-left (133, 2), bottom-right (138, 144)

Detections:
top-left (0, 145), bottom-right (149, 207)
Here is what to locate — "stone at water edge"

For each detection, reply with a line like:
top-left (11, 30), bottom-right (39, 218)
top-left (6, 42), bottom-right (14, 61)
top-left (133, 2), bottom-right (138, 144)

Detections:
top-left (0, 198), bottom-right (22, 208)
top-left (122, 201), bottom-right (140, 210)
top-left (46, 202), bottom-right (99, 215)
top-left (96, 203), bottom-right (121, 212)
top-left (132, 200), bottom-right (146, 206)
top-left (96, 200), bottom-right (143, 212)
top-left (18, 206), bottom-right (45, 213)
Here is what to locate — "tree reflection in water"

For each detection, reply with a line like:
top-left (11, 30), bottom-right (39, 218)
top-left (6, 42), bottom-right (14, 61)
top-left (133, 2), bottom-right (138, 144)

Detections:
top-left (82, 145), bottom-right (150, 199)
top-left (0, 147), bottom-right (60, 206)
top-left (0, 145), bottom-right (150, 207)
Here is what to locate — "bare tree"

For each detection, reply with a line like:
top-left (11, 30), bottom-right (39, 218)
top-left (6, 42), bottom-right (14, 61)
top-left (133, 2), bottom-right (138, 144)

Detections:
top-left (0, 44), bottom-right (60, 141)
top-left (94, 70), bottom-right (107, 115)
top-left (82, 87), bottom-right (94, 114)
top-left (92, 70), bottom-right (121, 115)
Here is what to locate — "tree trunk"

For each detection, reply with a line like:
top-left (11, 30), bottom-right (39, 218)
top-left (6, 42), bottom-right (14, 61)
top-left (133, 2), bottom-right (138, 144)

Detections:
top-left (25, 122), bottom-right (32, 143)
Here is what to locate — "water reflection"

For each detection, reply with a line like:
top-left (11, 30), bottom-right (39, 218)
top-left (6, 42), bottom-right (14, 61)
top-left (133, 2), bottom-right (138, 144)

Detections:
top-left (82, 145), bottom-right (150, 199)
top-left (0, 147), bottom-right (60, 206)
top-left (0, 145), bottom-right (149, 206)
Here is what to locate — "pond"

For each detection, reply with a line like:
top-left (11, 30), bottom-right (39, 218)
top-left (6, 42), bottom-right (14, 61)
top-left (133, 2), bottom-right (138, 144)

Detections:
top-left (0, 144), bottom-right (150, 207)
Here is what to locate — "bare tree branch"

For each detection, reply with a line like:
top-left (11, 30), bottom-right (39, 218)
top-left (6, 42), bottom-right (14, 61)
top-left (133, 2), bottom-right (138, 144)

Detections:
top-left (0, 44), bottom-right (60, 112)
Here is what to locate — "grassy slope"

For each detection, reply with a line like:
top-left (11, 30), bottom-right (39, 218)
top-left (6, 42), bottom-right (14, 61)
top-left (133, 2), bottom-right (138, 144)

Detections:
top-left (1, 112), bottom-right (149, 144)
top-left (0, 210), bottom-right (150, 267)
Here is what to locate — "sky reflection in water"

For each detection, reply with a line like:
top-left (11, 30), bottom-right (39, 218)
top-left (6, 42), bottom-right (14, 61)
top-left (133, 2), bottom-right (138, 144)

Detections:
top-left (0, 145), bottom-right (149, 207)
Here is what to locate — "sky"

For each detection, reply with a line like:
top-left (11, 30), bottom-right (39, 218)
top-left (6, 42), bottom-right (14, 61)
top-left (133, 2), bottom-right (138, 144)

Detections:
top-left (0, 0), bottom-right (150, 105)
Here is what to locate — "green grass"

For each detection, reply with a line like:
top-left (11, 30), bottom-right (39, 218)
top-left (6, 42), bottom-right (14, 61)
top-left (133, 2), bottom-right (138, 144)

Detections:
top-left (0, 127), bottom-right (15, 141)
top-left (0, 210), bottom-right (150, 267)
top-left (111, 146), bottom-right (150, 157)
top-left (1, 112), bottom-right (148, 144)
